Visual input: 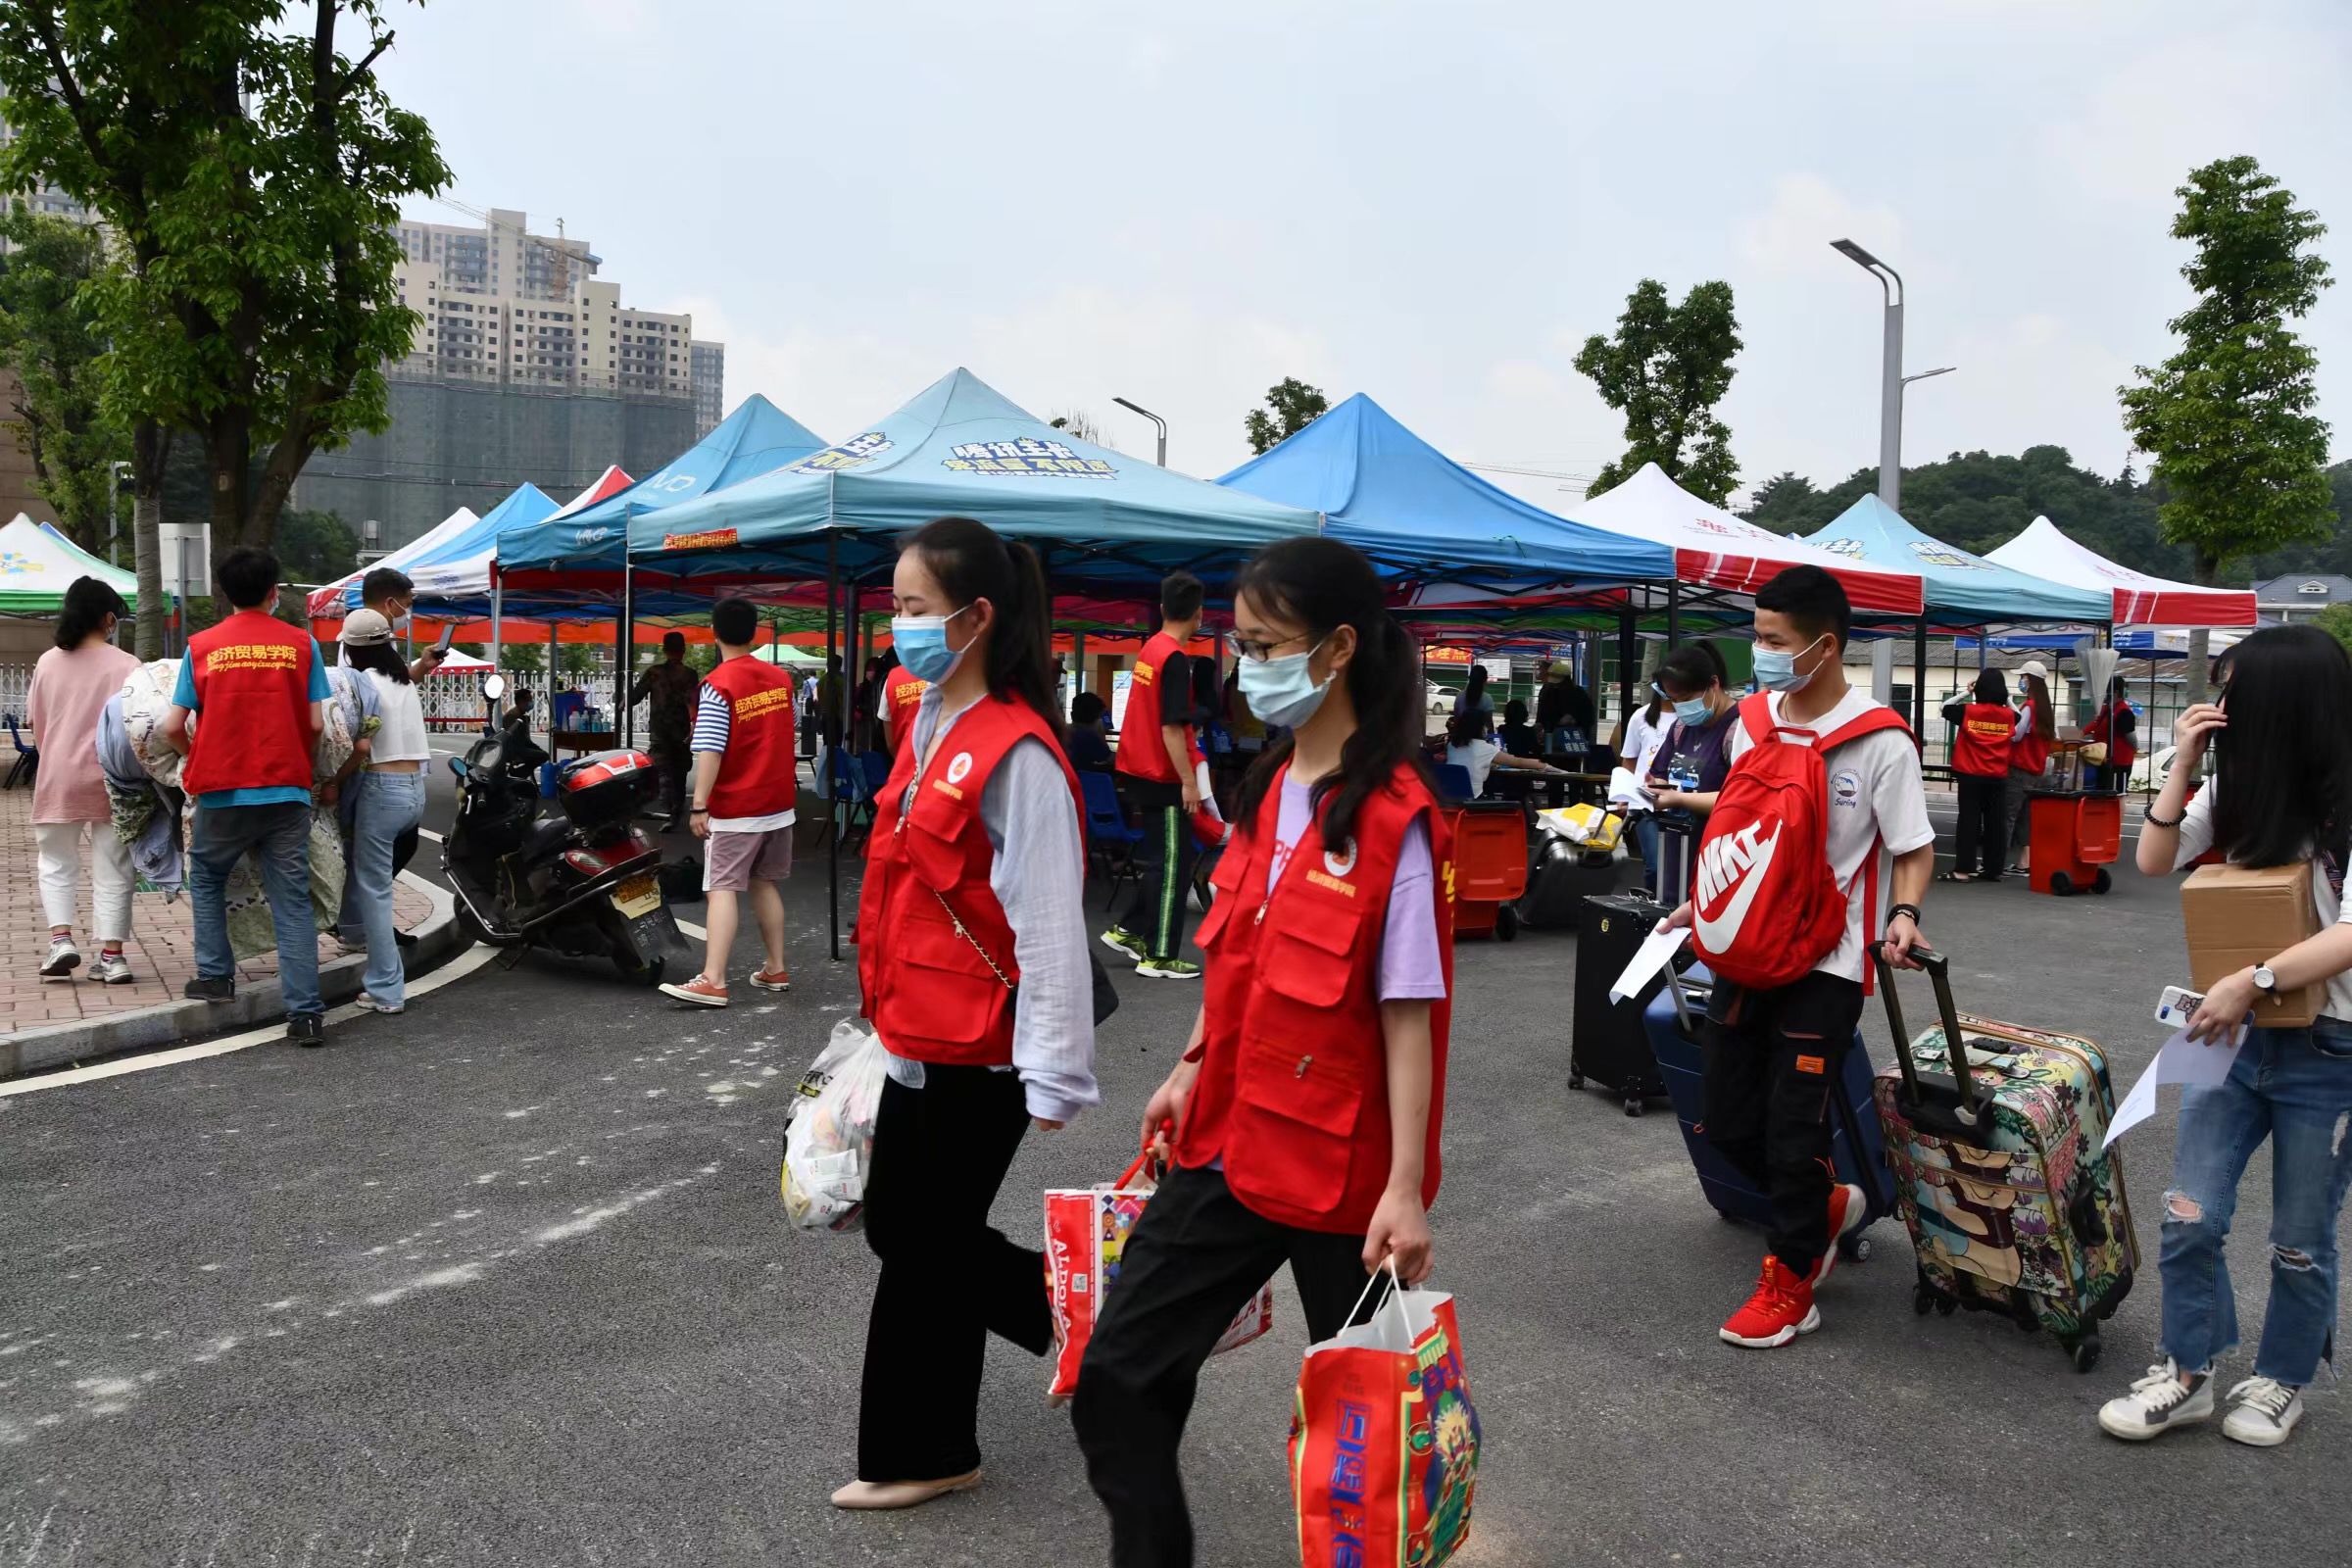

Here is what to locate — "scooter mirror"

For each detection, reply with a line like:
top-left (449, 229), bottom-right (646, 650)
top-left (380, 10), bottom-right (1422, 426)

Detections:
top-left (482, 673), bottom-right (507, 702)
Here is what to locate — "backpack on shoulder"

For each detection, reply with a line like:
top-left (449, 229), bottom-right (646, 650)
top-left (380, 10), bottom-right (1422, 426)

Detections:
top-left (1690, 693), bottom-right (1909, 991)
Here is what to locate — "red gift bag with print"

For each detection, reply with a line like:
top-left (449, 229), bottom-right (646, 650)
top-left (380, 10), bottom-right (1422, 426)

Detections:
top-left (1290, 1267), bottom-right (1481, 1568)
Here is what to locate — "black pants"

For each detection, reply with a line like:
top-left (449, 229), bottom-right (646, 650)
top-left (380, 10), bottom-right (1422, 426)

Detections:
top-left (1113, 778), bottom-right (1195, 962)
top-left (1699, 970), bottom-right (1865, 1278)
top-left (1073, 1164), bottom-right (1383, 1568)
top-left (649, 738), bottom-right (689, 821)
top-left (1950, 772), bottom-right (2006, 877)
top-left (856, 1065), bottom-right (1052, 1483)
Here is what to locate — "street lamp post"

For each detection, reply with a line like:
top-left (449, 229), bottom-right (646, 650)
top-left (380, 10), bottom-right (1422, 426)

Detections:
top-left (1830, 239), bottom-right (1910, 510)
top-left (1112, 396), bottom-right (1167, 467)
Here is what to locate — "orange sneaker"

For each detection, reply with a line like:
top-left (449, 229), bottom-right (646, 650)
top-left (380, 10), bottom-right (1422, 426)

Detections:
top-left (1809, 1182), bottom-right (1869, 1288)
top-left (1718, 1257), bottom-right (1819, 1348)
top-left (660, 973), bottom-right (730, 1007)
top-left (749, 967), bottom-right (791, 993)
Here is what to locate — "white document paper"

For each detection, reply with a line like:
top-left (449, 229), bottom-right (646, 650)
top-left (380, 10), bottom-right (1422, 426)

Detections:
top-left (1610, 925), bottom-right (1689, 1005)
top-left (2103, 1027), bottom-right (2245, 1151)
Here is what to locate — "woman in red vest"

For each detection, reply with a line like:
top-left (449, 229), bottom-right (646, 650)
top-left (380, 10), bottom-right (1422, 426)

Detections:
top-left (2004, 662), bottom-right (2058, 877)
top-left (1072, 536), bottom-right (1453, 1568)
top-left (833, 516), bottom-right (1098, 1512)
top-left (2083, 674), bottom-right (2139, 793)
top-left (1938, 667), bottom-right (2015, 881)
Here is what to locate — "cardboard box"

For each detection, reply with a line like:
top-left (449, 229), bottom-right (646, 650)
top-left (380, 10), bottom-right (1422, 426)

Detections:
top-left (2181, 862), bottom-right (2325, 1027)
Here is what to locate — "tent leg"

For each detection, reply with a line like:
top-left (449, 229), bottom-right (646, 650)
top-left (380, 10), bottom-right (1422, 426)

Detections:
top-left (1913, 620), bottom-right (1928, 734)
top-left (826, 532), bottom-right (840, 965)
top-left (1666, 581), bottom-right (1681, 649)
top-left (1615, 608), bottom-right (1636, 734)
top-left (617, 558), bottom-right (635, 749)
top-left (488, 582), bottom-right (503, 735)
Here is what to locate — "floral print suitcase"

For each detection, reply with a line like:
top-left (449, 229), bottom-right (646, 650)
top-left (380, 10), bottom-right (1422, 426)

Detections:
top-left (1871, 950), bottom-right (2137, 1373)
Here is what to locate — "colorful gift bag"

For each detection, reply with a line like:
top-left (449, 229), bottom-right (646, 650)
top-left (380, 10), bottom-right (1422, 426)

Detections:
top-left (1045, 1155), bottom-right (1274, 1399)
top-left (1291, 1269), bottom-right (1480, 1568)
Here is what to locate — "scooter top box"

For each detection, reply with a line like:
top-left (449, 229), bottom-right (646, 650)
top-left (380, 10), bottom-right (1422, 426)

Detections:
top-left (559, 749), bottom-right (659, 830)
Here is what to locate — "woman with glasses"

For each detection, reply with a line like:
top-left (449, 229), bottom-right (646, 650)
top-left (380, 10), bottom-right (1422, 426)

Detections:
top-left (1073, 535), bottom-right (1453, 1568)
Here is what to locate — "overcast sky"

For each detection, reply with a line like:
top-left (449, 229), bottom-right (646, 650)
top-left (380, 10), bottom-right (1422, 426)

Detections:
top-left (373, 0), bottom-right (2352, 511)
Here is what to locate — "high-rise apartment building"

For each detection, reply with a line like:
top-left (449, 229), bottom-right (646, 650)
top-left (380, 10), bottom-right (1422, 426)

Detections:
top-left (691, 341), bottom-right (725, 436)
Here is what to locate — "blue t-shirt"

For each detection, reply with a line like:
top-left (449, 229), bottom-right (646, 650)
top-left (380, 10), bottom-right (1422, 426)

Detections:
top-left (172, 640), bottom-right (330, 808)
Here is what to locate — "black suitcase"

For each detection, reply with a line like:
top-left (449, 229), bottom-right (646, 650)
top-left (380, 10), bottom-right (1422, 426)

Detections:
top-left (1654, 813), bottom-right (1696, 906)
top-left (1520, 837), bottom-right (1620, 928)
top-left (1571, 893), bottom-right (1670, 1114)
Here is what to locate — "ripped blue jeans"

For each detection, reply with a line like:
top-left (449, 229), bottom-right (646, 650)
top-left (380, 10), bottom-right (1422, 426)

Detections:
top-left (2157, 1018), bottom-right (2352, 1386)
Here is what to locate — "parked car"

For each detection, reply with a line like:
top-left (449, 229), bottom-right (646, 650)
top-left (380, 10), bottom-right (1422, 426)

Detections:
top-left (1425, 681), bottom-right (1453, 715)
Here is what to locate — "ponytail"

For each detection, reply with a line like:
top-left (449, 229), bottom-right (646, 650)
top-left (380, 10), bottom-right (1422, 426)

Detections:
top-left (903, 515), bottom-right (1061, 734)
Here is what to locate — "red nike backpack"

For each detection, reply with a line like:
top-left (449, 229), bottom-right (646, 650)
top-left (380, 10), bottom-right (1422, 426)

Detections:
top-left (1690, 693), bottom-right (1911, 992)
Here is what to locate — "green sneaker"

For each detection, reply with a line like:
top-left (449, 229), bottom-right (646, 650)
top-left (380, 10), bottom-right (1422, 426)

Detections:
top-left (1100, 926), bottom-right (1147, 959)
top-left (1135, 956), bottom-right (1201, 981)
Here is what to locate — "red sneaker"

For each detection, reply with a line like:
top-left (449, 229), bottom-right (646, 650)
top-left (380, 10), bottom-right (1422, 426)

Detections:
top-left (660, 974), bottom-right (730, 1007)
top-left (749, 967), bottom-right (792, 994)
top-left (1809, 1182), bottom-right (1869, 1288)
top-left (1719, 1257), bottom-right (1820, 1348)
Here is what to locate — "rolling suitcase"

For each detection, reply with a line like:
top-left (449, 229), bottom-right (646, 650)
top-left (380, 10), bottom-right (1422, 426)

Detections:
top-left (1654, 813), bottom-right (1696, 907)
top-left (1519, 835), bottom-right (1621, 929)
top-left (1569, 894), bottom-right (1669, 1114)
top-left (1871, 948), bottom-right (2137, 1373)
top-left (1644, 959), bottom-right (1894, 1258)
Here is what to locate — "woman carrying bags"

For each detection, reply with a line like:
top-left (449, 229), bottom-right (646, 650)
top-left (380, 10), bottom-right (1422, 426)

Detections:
top-left (834, 515), bottom-right (1098, 1512)
top-left (1940, 668), bottom-right (2017, 882)
top-left (1073, 535), bottom-right (1452, 1568)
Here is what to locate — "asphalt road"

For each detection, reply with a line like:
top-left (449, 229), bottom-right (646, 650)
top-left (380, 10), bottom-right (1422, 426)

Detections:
top-left (2, 756), bottom-right (2342, 1567)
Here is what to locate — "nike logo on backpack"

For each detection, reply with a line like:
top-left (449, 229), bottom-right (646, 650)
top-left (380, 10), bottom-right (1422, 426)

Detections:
top-left (1693, 821), bottom-right (1782, 953)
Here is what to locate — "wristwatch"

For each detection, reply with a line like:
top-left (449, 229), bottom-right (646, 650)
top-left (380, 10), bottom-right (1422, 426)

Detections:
top-left (2252, 962), bottom-right (2278, 996)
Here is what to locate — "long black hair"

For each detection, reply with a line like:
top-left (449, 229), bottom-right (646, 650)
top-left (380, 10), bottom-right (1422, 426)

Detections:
top-left (1461, 662), bottom-right (1489, 710)
top-left (2019, 671), bottom-right (2055, 743)
top-left (2211, 624), bottom-right (2352, 869)
top-left (903, 515), bottom-right (1059, 733)
top-left (56, 576), bottom-right (127, 650)
top-left (345, 639), bottom-right (412, 685)
top-left (1231, 536), bottom-right (1430, 851)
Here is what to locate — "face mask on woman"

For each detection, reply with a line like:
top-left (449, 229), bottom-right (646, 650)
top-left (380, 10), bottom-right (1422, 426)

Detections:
top-left (1673, 695), bottom-right (1715, 728)
top-left (1236, 638), bottom-right (1332, 729)
top-left (890, 604), bottom-right (972, 684)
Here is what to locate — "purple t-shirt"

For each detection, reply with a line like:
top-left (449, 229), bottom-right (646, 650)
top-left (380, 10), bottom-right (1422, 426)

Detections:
top-left (1268, 777), bottom-right (1446, 1001)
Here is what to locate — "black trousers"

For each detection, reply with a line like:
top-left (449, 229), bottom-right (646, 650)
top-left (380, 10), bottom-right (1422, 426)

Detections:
top-left (1072, 1164), bottom-right (1384, 1568)
top-left (856, 1065), bottom-right (1053, 1483)
top-left (1112, 778), bottom-right (1196, 962)
top-left (1699, 970), bottom-right (1866, 1278)
top-left (649, 736), bottom-right (689, 821)
top-left (1950, 772), bottom-right (2006, 877)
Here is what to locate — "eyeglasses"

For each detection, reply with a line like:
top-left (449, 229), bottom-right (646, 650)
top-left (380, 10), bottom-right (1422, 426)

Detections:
top-left (1224, 629), bottom-right (1316, 663)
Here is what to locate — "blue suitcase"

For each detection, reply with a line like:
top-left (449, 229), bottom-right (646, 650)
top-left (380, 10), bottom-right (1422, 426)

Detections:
top-left (1643, 960), bottom-right (1895, 1261)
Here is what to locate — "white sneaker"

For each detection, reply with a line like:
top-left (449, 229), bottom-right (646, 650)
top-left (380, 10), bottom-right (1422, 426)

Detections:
top-left (2222, 1376), bottom-right (2304, 1447)
top-left (2098, 1358), bottom-right (2213, 1441)
top-left (86, 952), bottom-right (132, 985)
top-left (40, 935), bottom-right (80, 979)
top-left (353, 992), bottom-right (405, 1015)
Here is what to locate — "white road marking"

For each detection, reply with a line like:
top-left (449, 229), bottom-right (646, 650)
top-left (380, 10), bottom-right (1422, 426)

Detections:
top-left (0, 945), bottom-right (502, 1098)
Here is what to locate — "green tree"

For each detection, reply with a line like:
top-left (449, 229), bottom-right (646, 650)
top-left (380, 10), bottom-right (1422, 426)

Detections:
top-left (1575, 278), bottom-right (1741, 504)
top-left (0, 207), bottom-right (125, 554)
top-left (2121, 155), bottom-right (2335, 702)
top-left (0, 0), bottom-right (452, 604)
top-left (272, 507), bottom-right (359, 584)
top-left (1049, 411), bottom-right (1103, 445)
top-left (2317, 604), bottom-right (2352, 662)
top-left (1243, 376), bottom-right (1329, 455)
top-left (1741, 470), bottom-right (1818, 534)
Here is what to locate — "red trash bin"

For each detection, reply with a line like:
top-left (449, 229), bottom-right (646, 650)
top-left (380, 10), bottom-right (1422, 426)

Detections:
top-left (2026, 789), bottom-right (2120, 896)
top-left (1445, 800), bottom-right (1530, 940)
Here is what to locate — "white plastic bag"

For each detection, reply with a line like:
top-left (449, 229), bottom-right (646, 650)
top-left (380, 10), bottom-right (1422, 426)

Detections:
top-left (780, 1017), bottom-right (889, 1232)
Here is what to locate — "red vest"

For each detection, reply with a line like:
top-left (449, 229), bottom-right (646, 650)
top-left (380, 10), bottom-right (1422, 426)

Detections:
top-left (858, 694), bottom-right (1082, 1066)
top-left (1177, 763), bottom-right (1455, 1234)
top-left (2085, 701), bottom-right (2137, 768)
top-left (1951, 703), bottom-right (2015, 777)
top-left (884, 673), bottom-right (929, 754)
top-left (2011, 705), bottom-right (2052, 775)
top-left (701, 655), bottom-right (798, 819)
top-left (1114, 630), bottom-right (1188, 784)
top-left (183, 610), bottom-right (316, 796)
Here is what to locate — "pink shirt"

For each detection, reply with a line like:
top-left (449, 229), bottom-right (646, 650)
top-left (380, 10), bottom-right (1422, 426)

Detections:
top-left (26, 641), bottom-right (139, 823)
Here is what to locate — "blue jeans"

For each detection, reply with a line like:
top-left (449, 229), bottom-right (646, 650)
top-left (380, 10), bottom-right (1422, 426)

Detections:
top-left (1633, 814), bottom-right (1660, 894)
top-left (188, 801), bottom-right (320, 1018)
top-left (2158, 1018), bottom-right (2352, 1385)
top-left (338, 770), bottom-right (426, 1008)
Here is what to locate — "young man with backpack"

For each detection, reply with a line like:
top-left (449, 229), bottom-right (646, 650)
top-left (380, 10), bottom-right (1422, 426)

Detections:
top-left (1659, 564), bottom-right (1936, 1349)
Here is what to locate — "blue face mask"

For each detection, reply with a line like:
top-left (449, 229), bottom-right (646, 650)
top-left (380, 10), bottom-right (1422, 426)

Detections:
top-left (1236, 637), bottom-right (1332, 729)
top-left (1674, 696), bottom-right (1715, 728)
top-left (1751, 635), bottom-right (1827, 694)
top-left (891, 605), bottom-right (971, 684)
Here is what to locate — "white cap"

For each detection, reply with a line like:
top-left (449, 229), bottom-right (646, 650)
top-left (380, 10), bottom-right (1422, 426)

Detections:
top-left (2017, 659), bottom-right (2050, 683)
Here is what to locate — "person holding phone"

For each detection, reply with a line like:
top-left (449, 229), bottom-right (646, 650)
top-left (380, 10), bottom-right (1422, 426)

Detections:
top-left (2098, 625), bottom-right (2352, 1449)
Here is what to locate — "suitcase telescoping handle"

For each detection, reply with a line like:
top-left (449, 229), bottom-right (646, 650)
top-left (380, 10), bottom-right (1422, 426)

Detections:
top-left (1872, 945), bottom-right (1992, 1132)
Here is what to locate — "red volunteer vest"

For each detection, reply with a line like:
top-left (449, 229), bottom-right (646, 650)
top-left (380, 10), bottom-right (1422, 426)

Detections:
top-left (2084, 702), bottom-right (2137, 768)
top-left (1113, 631), bottom-right (1187, 785)
top-left (701, 655), bottom-right (799, 819)
top-left (1951, 703), bottom-right (2015, 777)
top-left (183, 610), bottom-right (316, 796)
top-left (858, 694), bottom-right (1083, 1067)
top-left (1177, 763), bottom-right (1455, 1235)
top-left (2011, 703), bottom-right (2052, 774)
top-left (884, 673), bottom-right (929, 753)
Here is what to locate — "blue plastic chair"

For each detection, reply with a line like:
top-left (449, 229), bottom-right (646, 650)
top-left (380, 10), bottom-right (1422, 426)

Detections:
top-left (5, 714), bottom-right (38, 790)
top-left (1080, 770), bottom-right (1148, 908)
top-left (1433, 761), bottom-right (1475, 803)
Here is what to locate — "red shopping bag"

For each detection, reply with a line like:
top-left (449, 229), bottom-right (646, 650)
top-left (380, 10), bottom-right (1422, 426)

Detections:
top-left (1291, 1266), bottom-right (1481, 1568)
top-left (1045, 1154), bottom-right (1274, 1400)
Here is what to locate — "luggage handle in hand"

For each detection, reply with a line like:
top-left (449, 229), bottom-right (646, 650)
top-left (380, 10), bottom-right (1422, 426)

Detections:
top-left (1872, 945), bottom-right (1990, 1131)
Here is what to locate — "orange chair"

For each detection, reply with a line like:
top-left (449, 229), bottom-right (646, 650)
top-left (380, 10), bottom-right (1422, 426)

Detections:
top-left (1446, 801), bottom-right (1531, 940)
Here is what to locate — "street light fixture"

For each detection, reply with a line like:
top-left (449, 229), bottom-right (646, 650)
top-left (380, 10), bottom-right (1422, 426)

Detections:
top-left (1112, 396), bottom-right (1167, 467)
top-left (1830, 238), bottom-right (1916, 510)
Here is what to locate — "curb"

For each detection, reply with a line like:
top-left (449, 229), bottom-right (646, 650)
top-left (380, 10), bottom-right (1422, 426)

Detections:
top-left (0, 870), bottom-right (468, 1081)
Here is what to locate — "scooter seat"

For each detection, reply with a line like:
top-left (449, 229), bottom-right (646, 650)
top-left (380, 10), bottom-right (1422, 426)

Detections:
top-left (523, 817), bottom-right (575, 863)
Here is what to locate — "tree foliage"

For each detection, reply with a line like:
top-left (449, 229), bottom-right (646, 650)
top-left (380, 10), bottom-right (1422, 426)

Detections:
top-left (2316, 604), bottom-right (2352, 663)
top-left (0, 0), bottom-right (451, 575)
top-left (2120, 156), bottom-right (2335, 583)
top-left (0, 207), bottom-right (124, 552)
top-left (272, 507), bottom-right (359, 584)
top-left (1049, 410), bottom-right (1103, 446)
top-left (1243, 376), bottom-right (1329, 455)
top-left (1575, 278), bottom-right (1741, 505)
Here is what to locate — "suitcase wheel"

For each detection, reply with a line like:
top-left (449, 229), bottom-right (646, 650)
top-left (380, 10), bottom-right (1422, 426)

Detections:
top-left (2066, 1333), bottom-right (2103, 1375)
top-left (1623, 1097), bottom-right (1645, 1117)
top-left (1568, 1072), bottom-right (1585, 1091)
top-left (1838, 1232), bottom-right (1872, 1263)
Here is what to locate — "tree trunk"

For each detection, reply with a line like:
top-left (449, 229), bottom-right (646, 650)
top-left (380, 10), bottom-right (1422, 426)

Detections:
top-left (206, 408), bottom-right (253, 627)
top-left (2181, 553), bottom-right (2219, 708)
top-left (131, 419), bottom-right (168, 661)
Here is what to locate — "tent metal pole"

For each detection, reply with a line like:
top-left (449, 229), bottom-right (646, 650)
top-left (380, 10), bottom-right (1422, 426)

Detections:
top-left (1615, 607), bottom-right (1636, 731)
top-left (488, 578), bottom-right (503, 735)
top-left (826, 529), bottom-right (840, 964)
top-left (1666, 580), bottom-right (1681, 649)
top-left (1913, 619), bottom-right (1928, 734)
top-left (618, 550), bottom-right (635, 749)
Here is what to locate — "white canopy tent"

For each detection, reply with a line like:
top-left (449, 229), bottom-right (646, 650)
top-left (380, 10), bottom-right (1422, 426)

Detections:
top-left (1984, 515), bottom-right (2258, 628)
